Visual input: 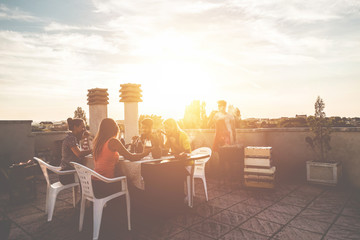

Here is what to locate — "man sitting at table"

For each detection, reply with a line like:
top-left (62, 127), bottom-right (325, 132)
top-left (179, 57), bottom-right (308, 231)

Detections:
top-left (163, 118), bottom-right (191, 155)
top-left (130, 118), bottom-right (164, 156)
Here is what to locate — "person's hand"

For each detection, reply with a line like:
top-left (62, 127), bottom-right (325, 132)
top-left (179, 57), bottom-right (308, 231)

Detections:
top-left (209, 110), bottom-right (217, 118)
top-left (131, 136), bottom-right (139, 143)
top-left (175, 152), bottom-right (189, 160)
top-left (143, 147), bottom-right (152, 156)
top-left (82, 130), bottom-right (91, 139)
top-left (155, 129), bottom-right (164, 137)
top-left (161, 148), bottom-right (169, 156)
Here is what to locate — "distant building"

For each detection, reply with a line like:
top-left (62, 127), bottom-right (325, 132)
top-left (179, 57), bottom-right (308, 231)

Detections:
top-left (245, 118), bottom-right (258, 121)
top-left (39, 121), bottom-right (53, 130)
top-left (53, 121), bottom-right (67, 131)
top-left (296, 114), bottom-right (307, 119)
top-left (353, 118), bottom-right (360, 127)
top-left (258, 118), bottom-right (270, 122)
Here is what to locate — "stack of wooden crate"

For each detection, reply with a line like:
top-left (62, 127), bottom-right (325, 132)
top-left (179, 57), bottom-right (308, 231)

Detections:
top-left (244, 146), bottom-right (275, 188)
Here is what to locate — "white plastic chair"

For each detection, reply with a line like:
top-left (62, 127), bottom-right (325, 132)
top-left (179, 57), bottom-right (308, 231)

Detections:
top-left (71, 162), bottom-right (131, 240)
top-left (191, 147), bottom-right (212, 201)
top-left (33, 157), bottom-right (79, 222)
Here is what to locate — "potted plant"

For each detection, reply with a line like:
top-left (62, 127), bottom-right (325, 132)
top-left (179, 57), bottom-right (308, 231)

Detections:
top-left (305, 96), bottom-right (342, 185)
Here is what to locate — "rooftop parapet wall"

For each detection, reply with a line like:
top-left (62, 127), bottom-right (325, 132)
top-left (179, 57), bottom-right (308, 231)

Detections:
top-left (186, 127), bottom-right (360, 133)
top-left (33, 131), bottom-right (69, 165)
top-left (186, 127), bottom-right (360, 189)
top-left (0, 120), bottom-right (34, 165)
top-left (2, 121), bottom-right (358, 189)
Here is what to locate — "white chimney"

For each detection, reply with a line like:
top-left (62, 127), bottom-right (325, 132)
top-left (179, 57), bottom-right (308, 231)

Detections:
top-left (87, 88), bottom-right (109, 135)
top-left (119, 83), bottom-right (142, 144)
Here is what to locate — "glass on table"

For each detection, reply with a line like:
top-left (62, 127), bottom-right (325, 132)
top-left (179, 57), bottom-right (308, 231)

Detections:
top-left (144, 139), bottom-right (152, 148)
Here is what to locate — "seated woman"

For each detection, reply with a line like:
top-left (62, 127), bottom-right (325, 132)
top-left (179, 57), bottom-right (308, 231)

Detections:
top-left (92, 118), bottom-right (151, 198)
top-left (163, 118), bottom-right (191, 155)
top-left (60, 118), bottom-right (92, 185)
top-left (163, 119), bottom-right (192, 203)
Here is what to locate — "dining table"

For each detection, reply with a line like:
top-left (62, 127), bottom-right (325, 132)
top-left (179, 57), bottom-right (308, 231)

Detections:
top-left (84, 153), bottom-right (210, 208)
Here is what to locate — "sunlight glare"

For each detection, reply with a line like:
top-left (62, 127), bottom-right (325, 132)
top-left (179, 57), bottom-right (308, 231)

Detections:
top-left (142, 61), bottom-right (216, 119)
top-left (132, 32), bottom-right (217, 118)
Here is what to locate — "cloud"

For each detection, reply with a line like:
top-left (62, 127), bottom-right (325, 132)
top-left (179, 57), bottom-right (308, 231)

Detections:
top-left (0, 30), bottom-right (119, 55)
top-left (44, 22), bottom-right (106, 32)
top-left (228, 0), bottom-right (360, 22)
top-left (0, 30), bottom-right (124, 94)
top-left (0, 4), bottom-right (40, 22)
top-left (87, 0), bottom-right (360, 69)
top-left (44, 22), bottom-right (84, 31)
top-left (1, 0), bottom-right (360, 119)
top-left (91, 0), bottom-right (360, 22)
top-left (2, 1), bottom-right (359, 78)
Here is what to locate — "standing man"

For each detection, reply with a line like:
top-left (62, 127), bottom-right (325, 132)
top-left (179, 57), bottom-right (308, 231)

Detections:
top-left (208, 100), bottom-right (236, 152)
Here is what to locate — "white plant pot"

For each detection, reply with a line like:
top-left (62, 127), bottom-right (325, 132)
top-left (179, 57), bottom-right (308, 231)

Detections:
top-left (306, 161), bottom-right (342, 186)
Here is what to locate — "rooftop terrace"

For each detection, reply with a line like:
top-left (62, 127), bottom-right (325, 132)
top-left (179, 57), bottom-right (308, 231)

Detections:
top-left (1, 175), bottom-right (360, 240)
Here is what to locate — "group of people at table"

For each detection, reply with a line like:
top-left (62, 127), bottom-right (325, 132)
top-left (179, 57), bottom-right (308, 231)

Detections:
top-left (59, 100), bottom-right (236, 200)
top-left (59, 117), bottom-right (192, 199)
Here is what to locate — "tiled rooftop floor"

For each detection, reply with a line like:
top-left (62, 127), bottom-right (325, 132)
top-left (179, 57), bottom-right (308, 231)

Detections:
top-left (1, 176), bottom-right (360, 240)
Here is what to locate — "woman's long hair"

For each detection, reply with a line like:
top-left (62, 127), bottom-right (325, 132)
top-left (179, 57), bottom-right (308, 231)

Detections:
top-left (163, 118), bottom-right (180, 132)
top-left (93, 118), bottom-right (119, 158)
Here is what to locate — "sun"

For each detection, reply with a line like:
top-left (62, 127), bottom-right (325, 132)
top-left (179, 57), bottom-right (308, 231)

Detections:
top-left (140, 61), bottom-right (215, 117)
top-left (132, 32), bottom-right (217, 118)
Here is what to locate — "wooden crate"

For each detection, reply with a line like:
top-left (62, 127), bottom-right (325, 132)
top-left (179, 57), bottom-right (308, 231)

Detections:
top-left (243, 146), bottom-right (275, 189)
top-left (244, 147), bottom-right (272, 158)
top-left (244, 174), bottom-right (275, 181)
top-left (244, 166), bottom-right (276, 175)
top-left (244, 158), bottom-right (273, 167)
top-left (244, 179), bottom-right (275, 189)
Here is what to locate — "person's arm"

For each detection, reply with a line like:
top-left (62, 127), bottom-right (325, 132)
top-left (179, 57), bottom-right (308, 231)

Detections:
top-left (231, 119), bottom-right (236, 143)
top-left (129, 136), bottom-right (139, 153)
top-left (168, 137), bottom-right (183, 154)
top-left (70, 146), bottom-right (92, 158)
top-left (108, 138), bottom-right (150, 161)
top-left (207, 110), bottom-right (217, 128)
top-left (153, 130), bottom-right (165, 148)
top-left (162, 139), bottom-right (170, 155)
top-left (232, 126), bottom-right (236, 143)
top-left (231, 116), bottom-right (236, 143)
top-left (180, 132), bottom-right (192, 153)
top-left (169, 132), bottom-right (191, 154)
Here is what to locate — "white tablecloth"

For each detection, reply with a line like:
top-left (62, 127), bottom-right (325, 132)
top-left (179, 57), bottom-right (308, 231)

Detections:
top-left (119, 156), bottom-right (170, 190)
top-left (84, 155), bottom-right (175, 190)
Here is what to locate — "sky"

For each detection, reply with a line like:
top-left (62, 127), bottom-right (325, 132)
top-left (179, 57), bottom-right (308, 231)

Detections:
top-left (0, 0), bottom-right (360, 121)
